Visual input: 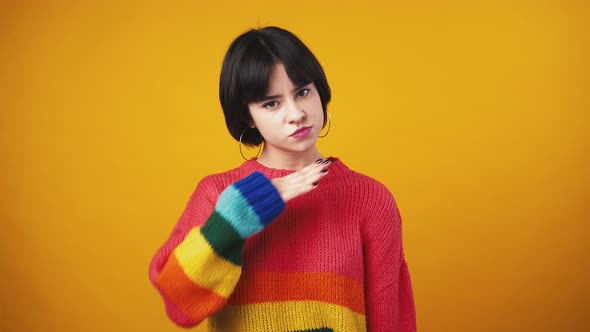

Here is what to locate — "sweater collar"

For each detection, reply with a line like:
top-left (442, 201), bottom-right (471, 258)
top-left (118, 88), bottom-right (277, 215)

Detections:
top-left (240, 156), bottom-right (347, 179)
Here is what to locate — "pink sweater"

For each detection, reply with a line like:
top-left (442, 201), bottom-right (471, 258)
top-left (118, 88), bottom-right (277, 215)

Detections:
top-left (149, 157), bottom-right (416, 331)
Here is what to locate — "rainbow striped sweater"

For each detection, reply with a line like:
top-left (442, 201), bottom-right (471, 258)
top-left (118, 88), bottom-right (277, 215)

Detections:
top-left (149, 158), bottom-right (416, 331)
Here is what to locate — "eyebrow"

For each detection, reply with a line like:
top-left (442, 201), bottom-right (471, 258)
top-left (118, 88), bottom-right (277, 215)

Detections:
top-left (259, 83), bottom-right (310, 102)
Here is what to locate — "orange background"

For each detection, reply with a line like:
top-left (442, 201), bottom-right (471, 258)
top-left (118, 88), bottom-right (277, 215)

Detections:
top-left (1, 1), bottom-right (589, 331)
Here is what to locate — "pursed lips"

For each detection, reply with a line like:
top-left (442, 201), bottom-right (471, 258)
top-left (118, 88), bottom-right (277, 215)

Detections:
top-left (290, 126), bottom-right (311, 136)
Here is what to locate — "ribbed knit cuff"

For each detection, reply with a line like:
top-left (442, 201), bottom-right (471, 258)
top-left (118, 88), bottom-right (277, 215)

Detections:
top-left (232, 171), bottom-right (286, 227)
top-left (213, 171), bottom-right (285, 239)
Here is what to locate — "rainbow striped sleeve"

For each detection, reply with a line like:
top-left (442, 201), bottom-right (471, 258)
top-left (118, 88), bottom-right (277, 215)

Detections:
top-left (154, 171), bottom-right (285, 324)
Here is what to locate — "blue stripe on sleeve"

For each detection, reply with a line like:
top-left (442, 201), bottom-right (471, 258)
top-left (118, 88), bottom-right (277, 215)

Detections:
top-left (215, 185), bottom-right (263, 238)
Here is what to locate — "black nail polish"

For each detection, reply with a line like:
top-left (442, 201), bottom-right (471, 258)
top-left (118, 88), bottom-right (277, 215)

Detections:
top-left (321, 169), bottom-right (328, 173)
top-left (312, 182), bottom-right (318, 186)
top-left (316, 159), bottom-right (323, 164)
top-left (322, 160), bottom-right (330, 165)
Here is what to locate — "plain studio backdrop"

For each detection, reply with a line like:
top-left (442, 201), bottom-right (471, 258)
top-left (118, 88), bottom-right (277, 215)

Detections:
top-left (1, 1), bottom-right (588, 331)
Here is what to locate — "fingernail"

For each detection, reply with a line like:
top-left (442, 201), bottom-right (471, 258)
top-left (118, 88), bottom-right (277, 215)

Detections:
top-left (316, 159), bottom-right (323, 164)
top-left (312, 182), bottom-right (318, 186)
top-left (322, 160), bottom-right (330, 165)
top-left (321, 169), bottom-right (328, 173)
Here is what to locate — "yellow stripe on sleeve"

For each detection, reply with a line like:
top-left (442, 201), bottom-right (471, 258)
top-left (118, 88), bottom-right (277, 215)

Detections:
top-left (174, 227), bottom-right (242, 298)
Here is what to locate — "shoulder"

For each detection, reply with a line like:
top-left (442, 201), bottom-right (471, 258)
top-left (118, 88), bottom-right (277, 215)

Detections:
top-left (337, 165), bottom-right (403, 237)
top-left (351, 169), bottom-right (390, 191)
top-left (333, 161), bottom-right (399, 217)
top-left (336, 162), bottom-right (394, 200)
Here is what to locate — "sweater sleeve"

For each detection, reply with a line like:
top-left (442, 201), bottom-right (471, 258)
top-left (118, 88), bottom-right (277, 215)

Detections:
top-left (148, 171), bottom-right (286, 328)
top-left (361, 185), bottom-right (417, 331)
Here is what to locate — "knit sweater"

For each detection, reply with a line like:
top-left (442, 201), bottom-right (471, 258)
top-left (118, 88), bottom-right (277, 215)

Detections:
top-left (149, 157), bottom-right (416, 331)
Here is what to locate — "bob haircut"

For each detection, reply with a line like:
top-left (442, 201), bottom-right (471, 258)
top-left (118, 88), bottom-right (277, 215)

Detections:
top-left (219, 26), bottom-right (331, 147)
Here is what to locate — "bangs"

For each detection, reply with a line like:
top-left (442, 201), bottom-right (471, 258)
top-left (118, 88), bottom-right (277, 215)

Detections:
top-left (238, 37), bottom-right (320, 104)
top-left (238, 45), bottom-right (275, 104)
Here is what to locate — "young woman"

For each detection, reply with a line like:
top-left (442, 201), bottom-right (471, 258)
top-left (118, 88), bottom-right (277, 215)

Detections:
top-left (149, 26), bottom-right (416, 331)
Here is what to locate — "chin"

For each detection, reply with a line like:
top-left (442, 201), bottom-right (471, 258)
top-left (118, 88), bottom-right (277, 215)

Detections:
top-left (293, 142), bottom-right (319, 153)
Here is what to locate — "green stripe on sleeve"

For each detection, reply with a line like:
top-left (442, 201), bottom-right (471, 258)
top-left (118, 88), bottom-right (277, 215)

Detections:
top-left (200, 210), bottom-right (245, 266)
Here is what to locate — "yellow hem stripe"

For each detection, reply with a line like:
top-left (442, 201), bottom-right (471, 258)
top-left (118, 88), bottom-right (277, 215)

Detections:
top-left (208, 300), bottom-right (367, 332)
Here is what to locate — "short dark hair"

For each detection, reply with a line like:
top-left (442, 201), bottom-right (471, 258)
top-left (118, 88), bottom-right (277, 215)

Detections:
top-left (219, 26), bottom-right (331, 146)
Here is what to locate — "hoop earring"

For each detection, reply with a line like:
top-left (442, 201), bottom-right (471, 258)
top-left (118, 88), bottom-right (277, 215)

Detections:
top-left (239, 127), bottom-right (263, 161)
top-left (319, 111), bottom-right (332, 138)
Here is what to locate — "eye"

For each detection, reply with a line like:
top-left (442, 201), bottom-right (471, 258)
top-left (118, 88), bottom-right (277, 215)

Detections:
top-left (262, 100), bottom-right (279, 109)
top-left (296, 88), bottom-right (310, 98)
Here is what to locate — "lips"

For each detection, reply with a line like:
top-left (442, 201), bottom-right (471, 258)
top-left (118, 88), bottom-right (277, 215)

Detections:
top-left (290, 126), bottom-right (312, 138)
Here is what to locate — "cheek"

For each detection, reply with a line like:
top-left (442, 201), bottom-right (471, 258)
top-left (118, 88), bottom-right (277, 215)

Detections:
top-left (250, 113), bottom-right (279, 136)
top-left (248, 109), bottom-right (267, 127)
top-left (304, 96), bottom-right (324, 117)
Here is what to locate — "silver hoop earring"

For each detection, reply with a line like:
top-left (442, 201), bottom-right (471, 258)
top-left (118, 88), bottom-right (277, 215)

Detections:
top-left (319, 111), bottom-right (332, 138)
top-left (239, 127), bottom-right (263, 161)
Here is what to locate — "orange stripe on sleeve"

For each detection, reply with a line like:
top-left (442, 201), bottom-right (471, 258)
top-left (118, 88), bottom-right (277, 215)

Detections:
top-left (155, 254), bottom-right (228, 321)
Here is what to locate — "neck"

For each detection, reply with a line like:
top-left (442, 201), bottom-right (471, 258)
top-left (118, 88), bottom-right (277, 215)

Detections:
top-left (255, 146), bottom-right (324, 171)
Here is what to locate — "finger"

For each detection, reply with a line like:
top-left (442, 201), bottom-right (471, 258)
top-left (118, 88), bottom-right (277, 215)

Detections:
top-left (308, 168), bottom-right (329, 186)
top-left (299, 158), bottom-right (327, 175)
top-left (274, 159), bottom-right (331, 199)
top-left (302, 164), bottom-right (331, 190)
top-left (282, 158), bottom-right (330, 184)
top-left (301, 158), bottom-right (331, 176)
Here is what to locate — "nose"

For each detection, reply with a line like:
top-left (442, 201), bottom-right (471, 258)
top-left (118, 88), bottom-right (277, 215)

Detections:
top-left (285, 100), bottom-right (305, 124)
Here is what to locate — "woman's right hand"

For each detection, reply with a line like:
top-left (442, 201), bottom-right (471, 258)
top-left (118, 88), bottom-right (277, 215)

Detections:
top-left (271, 158), bottom-right (331, 202)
